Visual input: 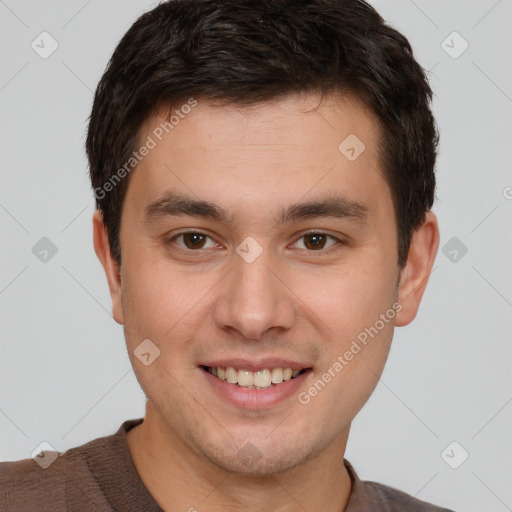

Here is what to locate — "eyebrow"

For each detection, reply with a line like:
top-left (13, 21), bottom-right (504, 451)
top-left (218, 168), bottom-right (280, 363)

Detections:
top-left (144, 191), bottom-right (369, 227)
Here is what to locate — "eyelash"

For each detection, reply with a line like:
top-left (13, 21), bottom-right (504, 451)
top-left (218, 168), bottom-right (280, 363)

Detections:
top-left (165, 230), bottom-right (345, 256)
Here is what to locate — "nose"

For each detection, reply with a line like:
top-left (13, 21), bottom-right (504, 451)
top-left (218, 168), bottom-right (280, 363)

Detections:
top-left (213, 246), bottom-right (296, 341)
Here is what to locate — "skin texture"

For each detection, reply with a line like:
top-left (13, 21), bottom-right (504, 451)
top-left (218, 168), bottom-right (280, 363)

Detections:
top-left (93, 91), bottom-right (439, 511)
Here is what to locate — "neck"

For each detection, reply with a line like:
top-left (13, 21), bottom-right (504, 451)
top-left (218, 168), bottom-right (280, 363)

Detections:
top-left (126, 403), bottom-right (352, 512)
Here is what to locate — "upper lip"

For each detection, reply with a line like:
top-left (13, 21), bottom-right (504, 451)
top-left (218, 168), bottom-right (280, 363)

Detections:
top-left (200, 358), bottom-right (312, 372)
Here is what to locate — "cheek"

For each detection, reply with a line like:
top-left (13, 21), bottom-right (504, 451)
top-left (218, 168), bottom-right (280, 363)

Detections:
top-left (120, 255), bottom-right (218, 351)
top-left (301, 311), bottom-right (395, 426)
top-left (293, 254), bottom-right (398, 408)
top-left (292, 257), bottom-right (397, 341)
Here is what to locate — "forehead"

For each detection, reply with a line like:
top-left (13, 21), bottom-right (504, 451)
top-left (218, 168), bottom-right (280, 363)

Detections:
top-left (126, 92), bottom-right (390, 227)
top-left (142, 91), bottom-right (378, 150)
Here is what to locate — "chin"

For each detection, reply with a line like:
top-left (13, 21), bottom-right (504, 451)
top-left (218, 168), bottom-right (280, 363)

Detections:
top-left (210, 443), bottom-right (311, 477)
top-left (189, 429), bottom-right (324, 477)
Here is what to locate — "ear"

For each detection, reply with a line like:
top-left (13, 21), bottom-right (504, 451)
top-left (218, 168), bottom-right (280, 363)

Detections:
top-left (92, 210), bottom-right (124, 324)
top-left (395, 212), bottom-right (439, 327)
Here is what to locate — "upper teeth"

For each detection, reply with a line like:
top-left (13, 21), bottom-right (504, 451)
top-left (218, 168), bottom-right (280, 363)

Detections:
top-left (208, 366), bottom-right (302, 388)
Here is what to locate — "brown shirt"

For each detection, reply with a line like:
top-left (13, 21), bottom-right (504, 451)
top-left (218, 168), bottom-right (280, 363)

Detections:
top-left (0, 418), bottom-right (454, 511)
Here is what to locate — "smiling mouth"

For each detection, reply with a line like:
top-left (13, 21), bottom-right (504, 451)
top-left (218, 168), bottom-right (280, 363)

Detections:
top-left (201, 365), bottom-right (310, 389)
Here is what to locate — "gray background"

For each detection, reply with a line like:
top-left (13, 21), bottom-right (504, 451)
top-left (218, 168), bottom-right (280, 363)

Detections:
top-left (1, 1), bottom-right (511, 510)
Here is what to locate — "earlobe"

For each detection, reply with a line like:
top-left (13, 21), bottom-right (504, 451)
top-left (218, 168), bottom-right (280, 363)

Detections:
top-left (92, 210), bottom-right (125, 324)
top-left (395, 212), bottom-right (440, 327)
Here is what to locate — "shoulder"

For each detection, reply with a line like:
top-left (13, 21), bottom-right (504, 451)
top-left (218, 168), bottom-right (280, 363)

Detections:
top-left (0, 422), bottom-right (137, 512)
top-left (344, 459), bottom-right (455, 512)
top-left (361, 480), bottom-right (455, 511)
top-left (1, 453), bottom-right (67, 511)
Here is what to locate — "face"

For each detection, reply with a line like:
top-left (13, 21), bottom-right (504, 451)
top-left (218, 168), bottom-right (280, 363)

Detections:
top-left (94, 92), bottom-right (433, 476)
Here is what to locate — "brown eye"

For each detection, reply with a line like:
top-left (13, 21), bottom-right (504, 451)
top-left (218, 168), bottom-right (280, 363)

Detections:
top-left (181, 233), bottom-right (207, 249)
top-left (169, 232), bottom-right (217, 251)
top-left (303, 233), bottom-right (328, 250)
top-left (295, 232), bottom-right (339, 252)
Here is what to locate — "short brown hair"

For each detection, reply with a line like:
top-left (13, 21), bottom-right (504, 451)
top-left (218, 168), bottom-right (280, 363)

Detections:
top-left (86, 0), bottom-right (439, 268)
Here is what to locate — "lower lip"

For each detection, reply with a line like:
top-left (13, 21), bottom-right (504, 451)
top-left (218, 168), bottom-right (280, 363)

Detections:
top-left (200, 367), bottom-right (311, 410)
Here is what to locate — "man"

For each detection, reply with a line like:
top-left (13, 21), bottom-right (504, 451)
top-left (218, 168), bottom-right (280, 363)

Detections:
top-left (0, 0), bottom-right (453, 510)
